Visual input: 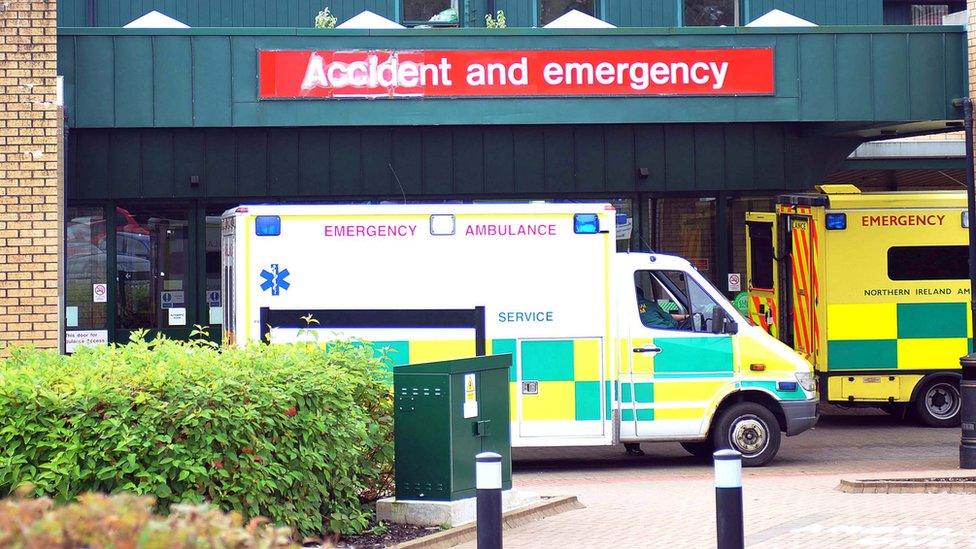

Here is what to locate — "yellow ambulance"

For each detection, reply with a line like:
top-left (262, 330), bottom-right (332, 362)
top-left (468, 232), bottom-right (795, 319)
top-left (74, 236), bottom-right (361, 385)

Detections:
top-left (745, 185), bottom-right (968, 426)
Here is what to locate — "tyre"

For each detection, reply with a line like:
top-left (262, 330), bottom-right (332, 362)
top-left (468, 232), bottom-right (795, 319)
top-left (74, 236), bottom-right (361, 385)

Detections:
top-left (712, 402), bottom-right (781, 467)
top-left (680, 441), bottom-right (714, 460)
top-left (914, 378), bottom-right (961, 428)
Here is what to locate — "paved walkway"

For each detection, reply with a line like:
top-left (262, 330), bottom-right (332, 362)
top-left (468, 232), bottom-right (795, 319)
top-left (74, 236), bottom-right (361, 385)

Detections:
top-left (456, 410), bottom-right (976, 548)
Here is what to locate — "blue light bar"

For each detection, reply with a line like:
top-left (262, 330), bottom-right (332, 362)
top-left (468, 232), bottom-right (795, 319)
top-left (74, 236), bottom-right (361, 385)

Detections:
top-left (255, 215), bottom-right (281, 236)
top-left (825, 213), bottom-right (847, 230)
top-left (574, 214), bottom-right (600, 234)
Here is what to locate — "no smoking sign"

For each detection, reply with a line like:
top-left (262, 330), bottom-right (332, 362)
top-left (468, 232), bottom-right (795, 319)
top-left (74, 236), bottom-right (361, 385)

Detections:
top-left (92, 283), bottom-right (107, 303)
top-left (727, 273), bottom-right (741, 292)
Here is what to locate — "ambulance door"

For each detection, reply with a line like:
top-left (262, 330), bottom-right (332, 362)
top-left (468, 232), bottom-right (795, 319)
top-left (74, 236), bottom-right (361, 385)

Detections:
top-left (788, 215), bottom-right (818, 360)
top-left (745, 212), bottom-right (778, 338)
top-left (623, 267), bottom-right (737, 440)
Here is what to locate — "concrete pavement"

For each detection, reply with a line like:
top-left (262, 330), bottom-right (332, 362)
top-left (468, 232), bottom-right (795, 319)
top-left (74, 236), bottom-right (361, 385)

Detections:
top-left (456, 409), bottom-right (976, 548)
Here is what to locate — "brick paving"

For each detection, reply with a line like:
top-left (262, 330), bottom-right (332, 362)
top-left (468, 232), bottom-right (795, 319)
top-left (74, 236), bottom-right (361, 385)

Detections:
top-left (455, 411), bottom-right (976, 548)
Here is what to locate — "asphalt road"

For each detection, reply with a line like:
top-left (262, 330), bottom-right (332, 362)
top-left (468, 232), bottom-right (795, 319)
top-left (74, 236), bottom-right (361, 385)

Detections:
top-left (511, 406), bottom-right (960, 476)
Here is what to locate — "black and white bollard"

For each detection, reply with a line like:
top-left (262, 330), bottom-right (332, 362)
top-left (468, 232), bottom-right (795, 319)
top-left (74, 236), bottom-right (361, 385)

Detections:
top-left (714, 449), bottom-right (744, 549)
top-left (476, 452), bottom-right (503, 549)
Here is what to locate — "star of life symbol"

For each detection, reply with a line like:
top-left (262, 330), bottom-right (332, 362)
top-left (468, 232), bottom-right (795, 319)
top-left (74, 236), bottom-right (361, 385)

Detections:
top-left (259, 264), bottom-right (290, 296)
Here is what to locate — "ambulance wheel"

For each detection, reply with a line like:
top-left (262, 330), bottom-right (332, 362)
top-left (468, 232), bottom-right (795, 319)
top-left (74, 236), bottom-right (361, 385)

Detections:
top-left (713, 402), bottom-right (781, 467)
top-left (914, 378), bottom-right (961, 428)
top-left (680, 441), bottom-right (714, 460)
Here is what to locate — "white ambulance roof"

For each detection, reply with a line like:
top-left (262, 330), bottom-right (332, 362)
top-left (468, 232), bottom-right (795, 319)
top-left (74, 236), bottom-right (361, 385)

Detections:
top-left (225, 203), bottom-right (616, 217)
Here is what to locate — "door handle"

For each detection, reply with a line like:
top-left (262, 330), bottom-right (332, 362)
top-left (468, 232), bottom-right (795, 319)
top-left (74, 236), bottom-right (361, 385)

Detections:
top-left (633, 345), bottom-right (662, 354)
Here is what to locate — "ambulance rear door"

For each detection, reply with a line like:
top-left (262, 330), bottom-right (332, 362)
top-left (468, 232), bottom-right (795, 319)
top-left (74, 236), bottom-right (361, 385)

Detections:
top-left (785, 210), bottom-right (820, 362)
top-left (745, 212), bottom-right (778, 338)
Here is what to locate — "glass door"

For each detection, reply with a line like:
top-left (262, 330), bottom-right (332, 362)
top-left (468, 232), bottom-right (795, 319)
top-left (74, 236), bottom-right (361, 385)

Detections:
top-left (115, 203), bottom-right (194, 342)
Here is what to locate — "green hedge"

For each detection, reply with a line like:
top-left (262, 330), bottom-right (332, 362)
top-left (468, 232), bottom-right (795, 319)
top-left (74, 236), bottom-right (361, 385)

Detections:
top-left (0, 333), bottom-right (394, 536)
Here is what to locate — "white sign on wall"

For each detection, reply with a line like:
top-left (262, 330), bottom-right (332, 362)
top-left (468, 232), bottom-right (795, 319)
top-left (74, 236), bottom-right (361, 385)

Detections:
top-left (728, 273), bottom-right (742, 292)
top-left (65, 330), bottom-right (108, 353)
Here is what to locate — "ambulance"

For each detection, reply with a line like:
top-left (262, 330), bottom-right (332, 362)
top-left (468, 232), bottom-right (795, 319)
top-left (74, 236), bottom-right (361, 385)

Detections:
top-left (745, 185), bottom-right (968, 427)
top-left (222, 203), bottom-right (817, 466)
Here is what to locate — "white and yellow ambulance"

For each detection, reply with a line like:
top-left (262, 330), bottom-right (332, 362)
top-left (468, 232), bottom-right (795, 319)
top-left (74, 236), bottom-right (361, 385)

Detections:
top-left (746, 185), bottom-right (968, 426)
top-left (223, 203), bottom-right (817, 466)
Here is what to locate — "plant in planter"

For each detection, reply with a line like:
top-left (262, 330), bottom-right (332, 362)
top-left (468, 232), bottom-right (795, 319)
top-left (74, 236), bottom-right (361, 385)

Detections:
top-left (485, 10), bottom-right (507, 28)
top-left (314, 7), bottom-right (337, 28)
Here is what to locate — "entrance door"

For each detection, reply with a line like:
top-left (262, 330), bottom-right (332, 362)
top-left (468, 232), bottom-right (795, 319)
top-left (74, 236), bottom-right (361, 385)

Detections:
top-left (623, 266), bottom-right (736, 440)
top-left (114, 203), bottom-right (194, 342)
top-left (745, 212), bottom-right (778, 337)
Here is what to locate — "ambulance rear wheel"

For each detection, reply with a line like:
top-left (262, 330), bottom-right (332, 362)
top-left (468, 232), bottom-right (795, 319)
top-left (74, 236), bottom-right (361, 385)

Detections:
top-left (713, 402), bottom-right (781, 467)
top-left (914, 378), bottom-right (961, 428)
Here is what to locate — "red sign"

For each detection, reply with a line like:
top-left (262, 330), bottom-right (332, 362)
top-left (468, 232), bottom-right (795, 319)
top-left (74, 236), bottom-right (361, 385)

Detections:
top-left (258, 48), bottom-right (774, 99)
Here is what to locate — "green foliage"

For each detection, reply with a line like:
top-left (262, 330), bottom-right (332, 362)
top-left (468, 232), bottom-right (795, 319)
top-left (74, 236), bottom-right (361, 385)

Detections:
top-left (0, 489), bottom-right (299, 548)
top-left (314, 7), bottom-right (337, 29)
top-left (0, 334), bottom-right (394, 537)
top-left (485, 10), bottom-right (507, 29)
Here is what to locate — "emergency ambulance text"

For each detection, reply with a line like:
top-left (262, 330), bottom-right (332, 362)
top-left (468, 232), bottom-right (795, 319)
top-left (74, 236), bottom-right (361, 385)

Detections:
top-left (465, 224), bottom-right (557, 237)
top-left (324, 224), bottom-right (417, 237)
top-left (861, 214), bottom-right (945, 227)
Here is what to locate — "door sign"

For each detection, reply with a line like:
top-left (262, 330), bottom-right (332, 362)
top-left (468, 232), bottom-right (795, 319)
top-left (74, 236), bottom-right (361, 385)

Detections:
top-left (161, 290), bottom-right (185, 309)
top-left (92, 283), bottom-right (107, 303)
top-left (207, 290), bottom-right (221, 306)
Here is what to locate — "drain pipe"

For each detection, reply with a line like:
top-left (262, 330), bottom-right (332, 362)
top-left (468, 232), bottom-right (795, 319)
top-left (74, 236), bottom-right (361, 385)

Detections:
top-left (954, 97), bottom-right (976, 469)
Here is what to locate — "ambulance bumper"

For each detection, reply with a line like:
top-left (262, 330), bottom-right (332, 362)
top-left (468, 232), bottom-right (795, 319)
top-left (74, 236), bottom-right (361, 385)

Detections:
top-left (782, 398), bottom-right (819, 436)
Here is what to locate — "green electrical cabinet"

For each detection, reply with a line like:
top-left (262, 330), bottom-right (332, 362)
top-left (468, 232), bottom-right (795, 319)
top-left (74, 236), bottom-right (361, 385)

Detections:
top-left (394, 354), bottom-right (512, 501)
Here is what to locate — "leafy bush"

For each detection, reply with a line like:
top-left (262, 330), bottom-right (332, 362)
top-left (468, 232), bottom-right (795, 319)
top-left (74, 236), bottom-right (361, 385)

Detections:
top-left (0, 488), bottom-right (299, 548)
top-left (314, 7), bottom-right (337, 28)
top-left (0, 334), bottom-right (394, 536)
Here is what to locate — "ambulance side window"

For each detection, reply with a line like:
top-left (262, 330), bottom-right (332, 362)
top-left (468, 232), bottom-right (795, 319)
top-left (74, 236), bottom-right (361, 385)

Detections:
top-left (887, 246), bottom-right (968, 281)
top-left (747, 221), bottom-right (774, 289)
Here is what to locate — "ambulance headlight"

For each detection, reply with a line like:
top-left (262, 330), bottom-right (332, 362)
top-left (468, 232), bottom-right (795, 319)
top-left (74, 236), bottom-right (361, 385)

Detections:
top-left (795, 372), bottom-right (816, 392)
top-left (574, 214), bottom-right (600, 234)
top-left (825, 213), bottom-right (847, 230)
top-left (255, 215), bottom-right (281, 236)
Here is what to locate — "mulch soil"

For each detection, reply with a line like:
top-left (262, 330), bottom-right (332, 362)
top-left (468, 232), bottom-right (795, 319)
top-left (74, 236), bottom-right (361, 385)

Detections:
top-left (306, 519), bottom-right (443, 548)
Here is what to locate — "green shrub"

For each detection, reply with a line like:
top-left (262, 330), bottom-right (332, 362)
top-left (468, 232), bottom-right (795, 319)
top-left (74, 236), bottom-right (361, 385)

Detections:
top-left (0, 488), bottom-right (299, 548)
top-left (0, 334), bottom-right (394, 536)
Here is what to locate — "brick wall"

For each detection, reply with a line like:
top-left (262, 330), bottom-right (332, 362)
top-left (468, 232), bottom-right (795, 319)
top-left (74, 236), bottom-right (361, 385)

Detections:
top-left (0, 1), bottom-right (61, 352)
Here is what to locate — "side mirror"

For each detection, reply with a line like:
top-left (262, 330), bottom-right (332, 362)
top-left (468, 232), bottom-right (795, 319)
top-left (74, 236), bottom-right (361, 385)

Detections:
top-left (711, 307), bottom-right (738, 335)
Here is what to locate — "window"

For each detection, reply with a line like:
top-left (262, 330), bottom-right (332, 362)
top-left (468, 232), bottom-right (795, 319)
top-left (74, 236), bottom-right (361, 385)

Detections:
top-left (540, 0), bottom-right (596, 26)
top-left (634, 270), bottom-right (722, 332)
top-left (402, 0), bottom-right (458, 25)
top-left (684, 0), bottom-right (737, 26)
top-left (65, 206), bottom-right (108, 332)
top-left (911, 4), bottom-right (949, 24)
top-left (887, 246), bottom-right (968, 281)
top-left (747, 221), bottom-right (774, 290)
top-left (652, 197), bottom-right (716, 282)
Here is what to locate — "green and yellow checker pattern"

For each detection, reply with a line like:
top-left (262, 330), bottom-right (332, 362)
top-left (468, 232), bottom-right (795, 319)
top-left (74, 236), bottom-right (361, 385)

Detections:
top-left (518, 339), bottom-right (603, 422)
top-left (620, 337), bottom-right (736, 423)
top-left (826, 302), bottom-right (973, 370)
top-left (370, 338), bottom-right (603, 421)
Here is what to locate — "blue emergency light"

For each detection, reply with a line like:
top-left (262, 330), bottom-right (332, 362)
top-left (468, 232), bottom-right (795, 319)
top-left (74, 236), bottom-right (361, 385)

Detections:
top-left (574, 214), bottom-right (600, 234)
top-left (825, 213), bottom-right (847, 230)
top-left (776, 381), bottom-right (799, 392)
top-left (255, 215), bottom-right (281, 236)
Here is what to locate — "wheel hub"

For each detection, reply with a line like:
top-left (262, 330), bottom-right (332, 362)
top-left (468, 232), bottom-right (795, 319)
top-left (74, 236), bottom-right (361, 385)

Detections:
top-left (926, 383), bottom-right (960, 420)
top-left (730, 416), bottom-right (768, 454)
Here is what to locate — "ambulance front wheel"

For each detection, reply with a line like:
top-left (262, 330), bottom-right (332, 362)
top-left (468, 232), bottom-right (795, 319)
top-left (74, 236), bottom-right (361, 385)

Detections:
top-left (914, 377), bottom-right (962, 428)
top-left (713, 402), bottom-right (781, 467)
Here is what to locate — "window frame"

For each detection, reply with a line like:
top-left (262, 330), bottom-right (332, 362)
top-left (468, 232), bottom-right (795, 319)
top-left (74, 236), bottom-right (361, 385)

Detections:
top-left (537, 0), bottom-right (602, 27)
top-left (400, 0), bottom-right (461, 27)
top-left (681, 0), bottom-right (739, 27)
